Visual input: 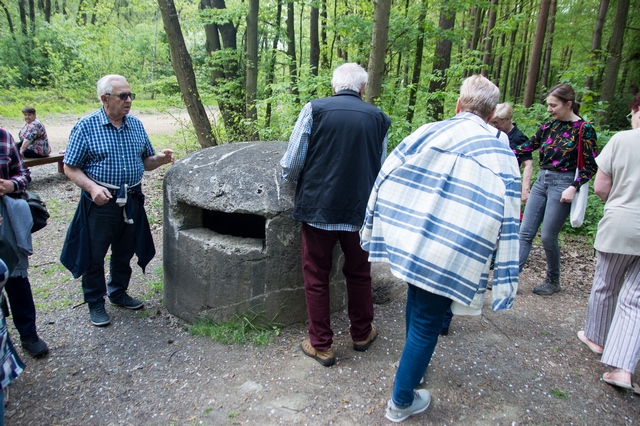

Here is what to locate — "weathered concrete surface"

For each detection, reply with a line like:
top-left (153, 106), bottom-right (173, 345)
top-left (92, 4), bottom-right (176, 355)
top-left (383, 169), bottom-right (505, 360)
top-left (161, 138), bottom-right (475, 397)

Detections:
top-left (163, 141), bottom-right (347, 325)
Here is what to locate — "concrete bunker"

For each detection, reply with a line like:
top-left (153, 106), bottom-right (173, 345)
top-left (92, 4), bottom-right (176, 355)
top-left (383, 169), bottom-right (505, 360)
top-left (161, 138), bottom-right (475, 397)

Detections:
top-left (163, 141), bottom-right (347, 325)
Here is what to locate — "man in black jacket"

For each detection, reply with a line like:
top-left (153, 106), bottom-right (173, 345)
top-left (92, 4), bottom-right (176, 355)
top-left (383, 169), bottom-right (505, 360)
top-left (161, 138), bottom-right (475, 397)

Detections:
top-left (280, 63), bottom-right (391, 366)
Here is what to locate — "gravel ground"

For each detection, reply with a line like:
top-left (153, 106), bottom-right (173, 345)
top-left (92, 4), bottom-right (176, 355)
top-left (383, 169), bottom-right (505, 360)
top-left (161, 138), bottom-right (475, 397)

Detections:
top-left (1, 113), bottom-right (639, 425)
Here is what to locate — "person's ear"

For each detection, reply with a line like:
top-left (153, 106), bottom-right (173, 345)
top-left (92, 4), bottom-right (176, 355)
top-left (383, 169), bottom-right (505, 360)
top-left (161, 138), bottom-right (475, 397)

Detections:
top-left (359, 83), bottom-right (366, 97)
top-left (455, 99), bottom-right (461, 114)
top-left (486, 108), bottom-right (497, 123)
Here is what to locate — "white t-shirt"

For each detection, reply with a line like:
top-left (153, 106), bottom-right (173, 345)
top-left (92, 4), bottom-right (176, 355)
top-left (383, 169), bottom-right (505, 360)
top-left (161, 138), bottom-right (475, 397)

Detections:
top-left (593, 128), bottom-right (640, 255)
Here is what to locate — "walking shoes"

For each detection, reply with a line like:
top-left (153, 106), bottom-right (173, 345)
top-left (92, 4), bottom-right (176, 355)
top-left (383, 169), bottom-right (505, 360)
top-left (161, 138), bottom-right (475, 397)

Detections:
top-left (301, 338), bottom-right (336, 367)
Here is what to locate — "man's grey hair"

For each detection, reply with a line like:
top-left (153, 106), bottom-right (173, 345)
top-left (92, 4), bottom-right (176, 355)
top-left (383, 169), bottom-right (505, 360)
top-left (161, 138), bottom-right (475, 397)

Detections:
top-left (458, 75), bottom-right (500, 119)
top-left (331, 63), bottom-right (368, 93)
top-left (96, 74), bottom-right (127, 101)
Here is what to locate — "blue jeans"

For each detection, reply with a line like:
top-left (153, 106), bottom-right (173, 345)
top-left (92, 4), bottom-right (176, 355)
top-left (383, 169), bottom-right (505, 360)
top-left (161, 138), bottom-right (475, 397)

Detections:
top-left (393, 285), bottom-right (452, 406)
top-left (519, 170), bottom-right (573, 282)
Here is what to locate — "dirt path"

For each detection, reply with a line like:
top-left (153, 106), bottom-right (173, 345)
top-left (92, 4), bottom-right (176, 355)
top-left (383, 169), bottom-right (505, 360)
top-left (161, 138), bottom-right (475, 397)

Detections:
top-left (2, 112), bottom-right (639, 425)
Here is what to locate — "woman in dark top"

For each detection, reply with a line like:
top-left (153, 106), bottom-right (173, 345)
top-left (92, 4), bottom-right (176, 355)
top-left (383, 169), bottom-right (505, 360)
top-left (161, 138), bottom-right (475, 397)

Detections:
top-left (492, 102), bottom-right (533, 205)
top-left (516, 84), bottom-right (598, 296)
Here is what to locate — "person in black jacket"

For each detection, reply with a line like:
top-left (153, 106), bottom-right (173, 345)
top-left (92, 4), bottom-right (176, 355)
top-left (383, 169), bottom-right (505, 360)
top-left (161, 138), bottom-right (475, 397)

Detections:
top-left (491, 102), bottom-right (533, 205)
top-left (280, 63), bottom-right (391, 366)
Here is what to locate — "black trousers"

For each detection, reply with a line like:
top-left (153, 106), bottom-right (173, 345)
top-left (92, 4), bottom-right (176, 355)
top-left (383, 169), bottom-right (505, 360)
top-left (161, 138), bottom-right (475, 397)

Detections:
top-left (4, 275), bottom-right (37, 338)
top-left (81, 197), bottom-right (136, 304)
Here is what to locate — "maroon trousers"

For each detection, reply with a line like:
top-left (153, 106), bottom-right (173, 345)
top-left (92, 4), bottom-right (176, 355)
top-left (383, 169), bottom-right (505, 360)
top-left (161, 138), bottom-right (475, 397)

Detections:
top-left (301, 223), bottom-right (374, 351)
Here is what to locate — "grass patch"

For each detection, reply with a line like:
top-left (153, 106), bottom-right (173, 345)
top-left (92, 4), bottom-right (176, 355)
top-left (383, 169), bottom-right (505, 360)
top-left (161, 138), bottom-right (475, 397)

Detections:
top-left (550, 388), bottom-right (568, 399)
top-left (136, 310), bottom-right (152, 319)
top-left (190, 309), bottom-right (281, 346)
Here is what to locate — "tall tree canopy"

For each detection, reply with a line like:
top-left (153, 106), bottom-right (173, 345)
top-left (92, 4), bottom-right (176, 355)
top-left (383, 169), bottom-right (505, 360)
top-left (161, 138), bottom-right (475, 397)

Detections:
top-left (1, 0), bottom-right (638, 144)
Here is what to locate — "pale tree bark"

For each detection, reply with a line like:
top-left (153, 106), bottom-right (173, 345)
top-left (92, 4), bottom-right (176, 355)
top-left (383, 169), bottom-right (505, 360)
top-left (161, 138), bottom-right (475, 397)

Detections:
top-left (481, 0), bottom-right (499, 77)
top-left (405, 0), bottom-right (427, 123)
top-left (523, 0), bottom-right (551, 107)
top-left (540, 0), bottom-right (557, 91)
top-left (428, 1), bottom-right (456, 121)
top-left (365, 0), bottom-right (391, 105)
top-left (158, 0), bottom-right (216, 148)
top-left (286, 1), bottom-right (299, 99)
top-left (310, 4), bottom-right (320, 77)
top-left (265, 0), bottom-right (282, 128)
top-left (600, 0), bottom-right (631, 124)
top-left (584, 0), bottom-right (610, 91)
top-left (245, 0), bottom-right (259, 140)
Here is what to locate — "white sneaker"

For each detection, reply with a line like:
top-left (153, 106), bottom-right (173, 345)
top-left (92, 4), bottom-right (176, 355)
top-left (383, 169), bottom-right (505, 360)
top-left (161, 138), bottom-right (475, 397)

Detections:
top-left (385, 389), bottom-right (431, 423)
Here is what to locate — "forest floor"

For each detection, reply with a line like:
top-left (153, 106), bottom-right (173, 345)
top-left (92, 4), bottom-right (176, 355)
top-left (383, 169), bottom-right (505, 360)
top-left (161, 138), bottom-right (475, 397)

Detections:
top-left (0, 111), bottom-right (638, 425)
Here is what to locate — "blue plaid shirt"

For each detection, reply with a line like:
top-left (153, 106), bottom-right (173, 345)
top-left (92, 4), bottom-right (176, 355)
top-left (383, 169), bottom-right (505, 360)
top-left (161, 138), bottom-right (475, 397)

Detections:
top-left (64, 108), bottom-right (155, 187)
top-left (281, 102), bottom-right (389, 232)
top-left (361, 113), bottom-right (521, 311)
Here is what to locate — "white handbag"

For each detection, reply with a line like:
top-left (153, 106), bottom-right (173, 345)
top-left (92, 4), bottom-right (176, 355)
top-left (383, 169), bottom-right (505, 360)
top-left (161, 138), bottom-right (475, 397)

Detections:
top-left (570, 122), bottom-right (588, 228)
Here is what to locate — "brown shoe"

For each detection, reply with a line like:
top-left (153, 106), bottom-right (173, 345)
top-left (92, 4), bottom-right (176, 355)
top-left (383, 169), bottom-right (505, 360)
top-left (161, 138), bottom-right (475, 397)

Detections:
top-left (301, 339), bottom-right (335, 367)
top-left (353, 324), bottom-right (378, 352)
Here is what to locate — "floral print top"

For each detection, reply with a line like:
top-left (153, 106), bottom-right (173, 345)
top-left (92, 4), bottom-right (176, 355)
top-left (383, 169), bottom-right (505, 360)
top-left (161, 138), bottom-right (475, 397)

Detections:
top-left (515, 119), bottom-right (597, 189)
top-left (19, 119), bottom-right (51, 156)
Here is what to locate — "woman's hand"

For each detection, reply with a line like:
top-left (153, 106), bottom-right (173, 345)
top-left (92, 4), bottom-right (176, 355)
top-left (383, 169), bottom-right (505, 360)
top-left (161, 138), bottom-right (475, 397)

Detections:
top-left (560, 185), bottom-right (578, 203)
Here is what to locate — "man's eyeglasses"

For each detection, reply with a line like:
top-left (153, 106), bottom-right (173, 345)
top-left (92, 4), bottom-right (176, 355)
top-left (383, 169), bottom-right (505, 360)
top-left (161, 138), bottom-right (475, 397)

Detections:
top-left (106, 92), bottom-right (136, 101)
top-left (627, 112), bottom-right (634, 123)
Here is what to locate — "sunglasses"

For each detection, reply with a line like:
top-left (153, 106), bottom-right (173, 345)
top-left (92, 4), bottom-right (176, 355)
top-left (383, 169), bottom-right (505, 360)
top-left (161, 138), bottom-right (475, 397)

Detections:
top-left (107, 92), bottom-right (136, 101)
top-left (627, 112), bottom-right (634, 122)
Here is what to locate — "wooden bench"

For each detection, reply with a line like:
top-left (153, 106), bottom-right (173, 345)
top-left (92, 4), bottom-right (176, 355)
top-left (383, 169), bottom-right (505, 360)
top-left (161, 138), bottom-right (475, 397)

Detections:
top-left (23, 153), bottom-right (65, 174)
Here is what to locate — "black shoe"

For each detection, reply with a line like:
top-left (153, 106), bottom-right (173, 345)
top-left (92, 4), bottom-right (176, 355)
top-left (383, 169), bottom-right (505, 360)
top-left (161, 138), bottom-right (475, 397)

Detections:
top-left (108, 293), bottom-right (143, 310)
top-left (21, 334), bottom-right (49, 357)
top-left (533, 278), bottom-right (562, 296)
top-left (88, 301), bottom-right (111, 326)
top-left (439, 328), bottom-right (449, 336)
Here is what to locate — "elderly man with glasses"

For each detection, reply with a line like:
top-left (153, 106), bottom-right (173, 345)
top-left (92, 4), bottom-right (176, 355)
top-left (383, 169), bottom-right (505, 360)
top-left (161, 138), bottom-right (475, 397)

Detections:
top-left (61, 74), bottom-right (174, 327)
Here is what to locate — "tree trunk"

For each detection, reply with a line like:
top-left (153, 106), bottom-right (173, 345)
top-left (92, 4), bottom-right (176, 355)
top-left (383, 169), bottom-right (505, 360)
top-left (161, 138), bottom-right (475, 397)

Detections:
top-left (405, 0), bottom-right (427, 123)
top-left (19, 0), bottom-right (28, 37)
top-left (320, 0), bottom-right (328, 69)
top-left (428, 2), bottom-right (456, 121)
top-left (0, 0), bottom-right (17, 41)
top-left (481, 0), bottom-right (498, 77)
top-left (310, 5), bottom-right (320, 77)
top-left (540, 0), bottom-right (557, 91)
top-left (600, 0), bottom-right (631, 124)
top-left (365, 0), bottom-right (391, 105)
top-left (245, 0), bottom-right (259, 140)
top-left (265, 0), bottom-right (282, 128)
top-left (28, 0), bottom-right (35, 37)
top-left (157, 0), bottom-right (216, 148)
top-left (585, 0), bottom-right (610, 90)
top-left (201, 0), bottom-right (246, 141)
top-left (286, 1), bottom-right (298, 99)
top-left (523, 0), bottom-right (551, 107)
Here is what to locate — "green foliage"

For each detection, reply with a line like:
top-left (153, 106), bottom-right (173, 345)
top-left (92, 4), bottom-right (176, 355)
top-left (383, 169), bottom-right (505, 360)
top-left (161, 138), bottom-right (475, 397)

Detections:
top-left (190, 309), bottom-right (281, 346)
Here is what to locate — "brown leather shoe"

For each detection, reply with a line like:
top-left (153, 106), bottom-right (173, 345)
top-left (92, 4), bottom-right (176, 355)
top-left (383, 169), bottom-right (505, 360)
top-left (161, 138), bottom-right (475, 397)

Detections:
top-left (353, 324), bottom-right (378, 352)
top-left (301, 338), bottom-right (335, 366)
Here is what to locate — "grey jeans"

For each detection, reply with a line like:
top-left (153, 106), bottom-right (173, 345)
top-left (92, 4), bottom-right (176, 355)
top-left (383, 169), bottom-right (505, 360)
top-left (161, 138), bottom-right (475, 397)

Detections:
top-left (519, 169), bottom-right (574, 281)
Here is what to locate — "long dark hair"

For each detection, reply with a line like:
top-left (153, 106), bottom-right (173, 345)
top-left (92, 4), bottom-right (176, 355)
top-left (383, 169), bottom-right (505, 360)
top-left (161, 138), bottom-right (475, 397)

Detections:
top-left (547, 84), bottom-right (580, 115)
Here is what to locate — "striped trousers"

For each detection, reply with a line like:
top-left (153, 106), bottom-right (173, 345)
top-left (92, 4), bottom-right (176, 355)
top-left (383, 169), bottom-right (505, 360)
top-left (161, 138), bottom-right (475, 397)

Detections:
top-left (584, 251), bottom-right (640, 372)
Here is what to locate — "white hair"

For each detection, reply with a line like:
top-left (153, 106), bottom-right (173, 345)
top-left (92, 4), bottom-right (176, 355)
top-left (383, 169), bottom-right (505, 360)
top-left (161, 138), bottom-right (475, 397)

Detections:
top-left (458, 75), bottom-right (500, 119)
top-left (493, 102), bottom-right (514, 121)
top-left (96, 74), bottom-right (128, 101)
top-left (331, 63), bottom-right (368, 93)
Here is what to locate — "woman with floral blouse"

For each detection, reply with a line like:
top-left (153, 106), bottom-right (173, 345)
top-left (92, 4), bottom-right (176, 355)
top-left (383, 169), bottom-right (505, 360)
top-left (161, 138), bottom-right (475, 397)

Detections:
top-left (516, 84), bottom-right (598, 296)
top-left (18, 106), bottom-right (51, 158)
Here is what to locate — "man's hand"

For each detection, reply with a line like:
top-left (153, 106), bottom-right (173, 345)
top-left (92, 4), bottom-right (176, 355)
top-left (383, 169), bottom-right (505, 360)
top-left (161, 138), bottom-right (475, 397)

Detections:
top-left (159, 148), bottom-right (175, 165)
top-left (560, 185), bottom-right (577, 203)
top-left (89, 186), bottom-right (113, 206)
top-left (0, 179), bottom-right (14, 196)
